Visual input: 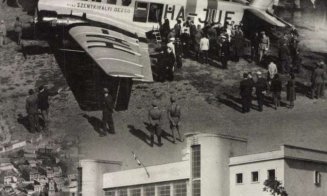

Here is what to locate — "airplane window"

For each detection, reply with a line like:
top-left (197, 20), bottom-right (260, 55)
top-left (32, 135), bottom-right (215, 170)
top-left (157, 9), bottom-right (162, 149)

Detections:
top-left (148, 3), bottom-right (163, 23)
top-left (133, 2), bottom-right (148, 22)
top-left (122, 0), bottom-right (131, 6)
top-left (107, 0), bottom-right (117, 4)
top-left (91, 0), bottom-right (101, 2)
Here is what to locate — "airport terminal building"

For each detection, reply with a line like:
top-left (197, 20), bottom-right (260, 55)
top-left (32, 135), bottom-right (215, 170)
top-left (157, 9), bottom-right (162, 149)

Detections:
top-left (79, 133), bottom-right (327, 196)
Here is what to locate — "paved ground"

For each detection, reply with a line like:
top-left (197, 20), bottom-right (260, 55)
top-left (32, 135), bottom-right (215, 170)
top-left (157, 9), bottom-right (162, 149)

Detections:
top-left (1, 4), bottom-right (327, 170)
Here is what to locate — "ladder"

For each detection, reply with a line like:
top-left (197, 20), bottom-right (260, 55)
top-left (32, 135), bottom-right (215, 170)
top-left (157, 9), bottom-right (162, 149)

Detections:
top-left (152, 26), bottom-right (162, 44)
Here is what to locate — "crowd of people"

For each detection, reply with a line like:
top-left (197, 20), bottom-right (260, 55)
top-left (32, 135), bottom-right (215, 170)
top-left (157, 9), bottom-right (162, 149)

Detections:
top-left (239, 60), bottom-right (325, 113)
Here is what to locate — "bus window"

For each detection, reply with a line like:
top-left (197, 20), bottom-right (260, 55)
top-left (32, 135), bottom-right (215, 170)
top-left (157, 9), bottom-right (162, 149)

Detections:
top-left (107, 0), bottom-right (117, 4)
top-left (133, 2), bottom-right (148, 22)
top-left (122, 0), bottom-right (131, 6)
top-left (148, 3), bottom-right (163, 23)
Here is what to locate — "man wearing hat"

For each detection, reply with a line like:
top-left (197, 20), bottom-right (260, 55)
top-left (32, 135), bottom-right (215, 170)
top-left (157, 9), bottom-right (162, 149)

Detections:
top-left (167, 37), bottom-right (176, 56)
top-left (148, 100), bottom-right (163, 146)
top-left (240, 73), bottom-right (254, 113)
top-left (258, 31), bottom-right (270, 63)
top-left (38, 85), bottom-right (62, 132)
top-left (167, 96), bottom-right (182, 143)
top-left (311, 62), bottom-right (326, 99)
top-left (255, 71), bottom-right (268, 112)
top-left (200, 34), bottom-right (209, 64)
top-left (220, 34), bottom-right (230, 69)
top-left (102, 88), bottom-right (115, 134)
top-left (0, 20), bottom-right (6, 47)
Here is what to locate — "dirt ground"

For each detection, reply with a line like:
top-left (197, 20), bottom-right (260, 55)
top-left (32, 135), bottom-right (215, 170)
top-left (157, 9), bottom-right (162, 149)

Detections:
top-left (1, 4), bottom-right (327, 169)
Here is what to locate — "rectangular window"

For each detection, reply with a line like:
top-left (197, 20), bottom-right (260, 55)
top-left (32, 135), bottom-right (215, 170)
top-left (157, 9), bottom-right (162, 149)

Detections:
top-left (236, 173), bottom-right (243, 184)
top-left (118, 189), bottom-right (127, 196)
top-left (105, 190), bottom-right (115, 196)
top-left (252, 171), bottom-right (259, 182)
top-left (314, 171), bottom-right (321, 185)
top-left (144, 185), bottom-right (155, 196)
top-left (192, 180), bottom-right (200, 196)
top-left (268, 169), bottom-right (275, 180)
top-left (158, 184), bottom-right (170, 196)
top-left (130, 188), bottom-right (141, 196)
top-left (192, 145), bottom-right (201, 179)
top-left (133, 2), bottom-right (149, 22)
top-left (174, 181), bottom-right (187, 196)
top-left (107, 0), bottom-right (117, 4)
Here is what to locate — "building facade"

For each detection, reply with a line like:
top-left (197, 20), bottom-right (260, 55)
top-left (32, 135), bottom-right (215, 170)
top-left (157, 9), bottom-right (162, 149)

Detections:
top-left (230, 145), bottom-right (327, 196)
top-left (100, 133), bottom-right (248, 196)
top-left (78, 133), bottom-right (327, 196)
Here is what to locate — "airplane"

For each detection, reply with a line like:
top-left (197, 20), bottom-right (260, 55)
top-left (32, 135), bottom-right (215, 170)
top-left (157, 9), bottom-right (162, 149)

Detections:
top-left (33, 0), bottom-right (292, 110)
top-left (35, 0), bottom-right (291, 78)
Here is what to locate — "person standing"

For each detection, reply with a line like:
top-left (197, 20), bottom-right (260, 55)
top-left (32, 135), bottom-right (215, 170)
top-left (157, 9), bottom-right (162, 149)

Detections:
top-left (167, 37), bottom-right (176, 56)
top-left (37, 85), bottom-right (62, 132)
top-left (26, 89), bottom-right (40, 133)
top-left (250, 32), bottom-right (259, 63)
top-left (258, 31), bottom-right (270, 63)
top-left (163, 46), bottom-right (176, 81)
top-left (311, 62), bottom-right (325, 99)
top-left (167, 96), bottom-right (182, 143)
top-left (148, 100), bottom-right (163, 146)
top-left (220, 35), bottom-right (230, 69)
top-left (102, 88), bottom-right (115, 135)
top-left (240, 73), bottom-right (253, 113)
top-left (270, 74), bottom-right (282, 110)
top-left (255, 71), bottom-right (267, 112)
top-left (13, 17), bottom-right (23, 45)
top-left (194, 25), bottom-right (202, 60)
top-left (233, 26), bottom-right (244, 62)
top-left (200, 34), bottom-right (209, 64)
top-left (160, 18), bottom-right (170, 43)
top-left (0, 20), bottom-right (6, 47)
top-left (279, 42), bottom-right (291, 74)
top-left (286, 73), bottom-right (296, 109)
top-left (174, 19), bottom-right (182, 38)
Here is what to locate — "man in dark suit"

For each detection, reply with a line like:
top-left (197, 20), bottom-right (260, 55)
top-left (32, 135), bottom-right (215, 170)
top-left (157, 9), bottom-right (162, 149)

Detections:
top-left (102, 88), bottom-right (115, 135)
top-left (255, 71), bottom-right (267, 112)
top-left (220, 35), bottom-right (230, 69)
top-left (26, 89), bottom-right (40, 133)
top-left (240, 73), bottom-right (253, 113)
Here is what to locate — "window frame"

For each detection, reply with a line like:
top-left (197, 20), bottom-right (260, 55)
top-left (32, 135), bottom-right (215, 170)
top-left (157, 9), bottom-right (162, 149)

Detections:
top-left (251, 171), bottom-right (259, 183)
top-left (267, 169), bottom-right (276, 180)
top-left (236, 173), bottom-right (243, 184)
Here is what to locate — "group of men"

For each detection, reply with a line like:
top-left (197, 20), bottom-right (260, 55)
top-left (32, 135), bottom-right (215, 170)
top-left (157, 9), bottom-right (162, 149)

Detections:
top-left (239, 59), bottom-right (326, 113)
top-left (148, 96), bottom-right (182, 146)
top-left (25, 86), bottom-right (61, 134)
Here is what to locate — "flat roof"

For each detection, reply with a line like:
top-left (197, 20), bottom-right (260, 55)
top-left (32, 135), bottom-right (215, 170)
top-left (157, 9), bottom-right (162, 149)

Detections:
top-left (229, 145), bottom-right (327, 166)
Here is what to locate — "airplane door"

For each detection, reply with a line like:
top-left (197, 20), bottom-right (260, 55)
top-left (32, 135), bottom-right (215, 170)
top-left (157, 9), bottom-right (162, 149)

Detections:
top-left (148, 3), bottom-right (164, 23)
top-left (133, 1), bottom-right (149, 22)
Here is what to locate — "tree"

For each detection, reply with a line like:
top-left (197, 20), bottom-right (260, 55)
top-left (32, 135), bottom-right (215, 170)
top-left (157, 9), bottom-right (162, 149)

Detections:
top-left (263, 179), bottom-right (288, 196)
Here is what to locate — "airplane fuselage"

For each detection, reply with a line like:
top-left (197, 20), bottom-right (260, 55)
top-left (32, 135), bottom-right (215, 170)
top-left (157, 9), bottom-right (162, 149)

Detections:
top-left (37, 0), bottom-right (250, 37)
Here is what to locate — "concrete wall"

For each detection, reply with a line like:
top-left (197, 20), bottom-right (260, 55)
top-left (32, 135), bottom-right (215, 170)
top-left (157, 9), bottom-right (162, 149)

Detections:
top-left (284, 159), bottom-right (327, 196)
top-left (229, 159), bottom-right (284, 196)
top-left (103, 161), bottom-right (190, 188)
top-left (79, 159), bottom-right (122, 196)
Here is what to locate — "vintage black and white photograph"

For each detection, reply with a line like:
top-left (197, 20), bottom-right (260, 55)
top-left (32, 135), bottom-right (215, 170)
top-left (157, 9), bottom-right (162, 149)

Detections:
top-left (0, 0), bottom-right (327, 195)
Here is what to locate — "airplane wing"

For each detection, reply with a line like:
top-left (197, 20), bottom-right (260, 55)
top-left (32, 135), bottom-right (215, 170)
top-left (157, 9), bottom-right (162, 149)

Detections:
top-left (69, 26), bottom-right (153, 82)
top-left (245, 8), bottom-right (286, 27)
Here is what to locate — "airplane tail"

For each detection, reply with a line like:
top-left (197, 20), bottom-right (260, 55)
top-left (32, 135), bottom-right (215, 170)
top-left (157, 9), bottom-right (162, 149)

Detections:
top-left (249, 0), bottom-right (278, 11)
